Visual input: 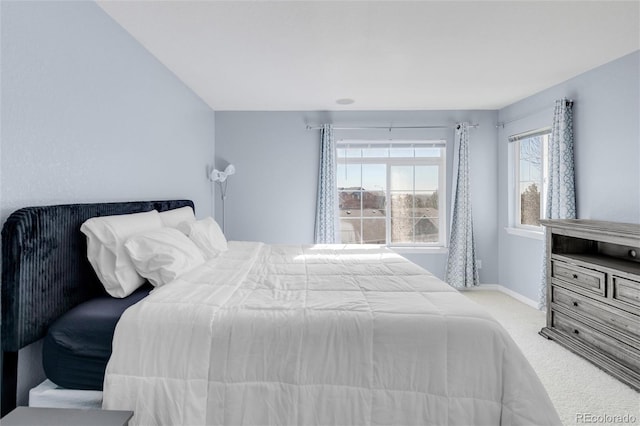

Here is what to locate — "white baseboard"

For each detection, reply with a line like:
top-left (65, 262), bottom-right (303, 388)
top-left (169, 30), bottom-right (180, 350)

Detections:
top-left (462, 284), bottom-right (541, 310)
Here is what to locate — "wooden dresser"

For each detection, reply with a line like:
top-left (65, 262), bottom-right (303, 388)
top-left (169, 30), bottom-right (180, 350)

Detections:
top-left (540, 219), bottom-right (640, 391)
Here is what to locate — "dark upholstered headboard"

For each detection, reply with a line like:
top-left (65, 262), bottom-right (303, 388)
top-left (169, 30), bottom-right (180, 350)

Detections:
top-left (1, 200), bottom-right (193, 415)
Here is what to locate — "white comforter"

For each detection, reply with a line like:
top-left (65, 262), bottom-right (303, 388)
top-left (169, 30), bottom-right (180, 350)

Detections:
top-left (103, 242), bottom-right (560, 426)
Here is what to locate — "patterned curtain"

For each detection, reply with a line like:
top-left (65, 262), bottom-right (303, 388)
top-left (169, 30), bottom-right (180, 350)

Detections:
top-left (445, 122), bottom-right (479, 288)
top-left (539, 99), bottom-right (575, 309)
top-left (314, 124), bottom-right (337, 243)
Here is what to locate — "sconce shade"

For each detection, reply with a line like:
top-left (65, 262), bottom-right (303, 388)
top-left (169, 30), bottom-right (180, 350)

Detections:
top-left (210, 164), bottom-right (236, 182)
top-left (223, 164), bottom-right (235, 176)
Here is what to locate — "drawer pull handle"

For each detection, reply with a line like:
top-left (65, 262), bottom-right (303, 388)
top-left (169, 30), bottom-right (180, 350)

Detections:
top-left (573, 329), bottom-right (580, 335)
top-left (573, 301), bottom-right (578, 307)
top-left (572, 273), bottom-right (578, 279)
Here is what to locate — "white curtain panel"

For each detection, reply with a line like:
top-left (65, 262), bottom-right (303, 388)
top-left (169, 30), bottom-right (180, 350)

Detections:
top-left (445, 122), bottom-right (479, 288)
top-left (314, 124), bottom-right (338, 243)
top-left (539, 99), bottom-right (576, 309)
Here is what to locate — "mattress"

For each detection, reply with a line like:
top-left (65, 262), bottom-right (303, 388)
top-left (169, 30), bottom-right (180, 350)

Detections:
top-left (43, 285), bottom-right (150, 390)
top-left (29, 379), bottom-right (102, 410)
top-left (104, 242), bottom-right (561, 425)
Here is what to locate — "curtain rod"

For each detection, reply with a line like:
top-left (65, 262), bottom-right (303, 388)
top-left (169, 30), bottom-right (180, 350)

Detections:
top-left (305, 124), bottom-right (479, 131)
top-left (496, 98), bottom-right (573, 129)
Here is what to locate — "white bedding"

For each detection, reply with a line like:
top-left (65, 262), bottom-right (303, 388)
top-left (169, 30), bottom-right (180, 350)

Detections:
top-left (103, 242), bottom-right (560, 425)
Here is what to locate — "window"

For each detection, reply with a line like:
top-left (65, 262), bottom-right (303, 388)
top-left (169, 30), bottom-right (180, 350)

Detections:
top-left (510, 129), bottom-right (550, 229)
top-left (336, 141), bottom-right (446, 247)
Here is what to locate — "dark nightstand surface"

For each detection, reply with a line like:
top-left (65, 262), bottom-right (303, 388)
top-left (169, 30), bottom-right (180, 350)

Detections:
top-left (1, 407), bottom-right (133, 426)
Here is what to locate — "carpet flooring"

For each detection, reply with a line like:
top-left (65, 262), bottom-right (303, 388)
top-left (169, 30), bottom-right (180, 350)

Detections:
top-left (463, 290), bottom-right (639, 426)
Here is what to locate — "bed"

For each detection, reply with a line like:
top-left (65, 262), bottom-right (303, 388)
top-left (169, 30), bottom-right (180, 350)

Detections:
top-left (1, 200), bottom-right (561, 425)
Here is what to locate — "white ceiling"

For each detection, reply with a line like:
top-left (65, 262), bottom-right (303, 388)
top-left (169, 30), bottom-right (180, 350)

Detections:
top-left (97, 1), bottom-right (639, 111)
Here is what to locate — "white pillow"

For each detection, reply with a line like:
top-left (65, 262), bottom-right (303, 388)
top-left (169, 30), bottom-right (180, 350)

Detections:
top-left (124, 228), bottom-right (205, 287)
top-left (177, 217), bottom-right (228, 260)
top-left (159, 206), bottom-right (196, 228)
top-left (80, 210), bottom-right (163, 298)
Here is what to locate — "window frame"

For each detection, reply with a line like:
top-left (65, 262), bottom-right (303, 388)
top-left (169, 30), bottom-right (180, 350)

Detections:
top-left (336, 140), bottom-right (447, 248)
top-left (509, 128), bottom-right (551, 231)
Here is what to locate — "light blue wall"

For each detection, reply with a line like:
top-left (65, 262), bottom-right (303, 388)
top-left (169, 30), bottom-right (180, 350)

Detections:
top-left (497, 51), bottom-right (640, 302)
top-left (214, 110), bottom-right (499, 283)
top-left (1, 1), bottom-right (215, 405)
top-left (1, 1), bottom-right (216, 224)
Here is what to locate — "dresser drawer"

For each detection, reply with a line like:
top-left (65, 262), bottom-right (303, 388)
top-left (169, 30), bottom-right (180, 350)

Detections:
top-left (551, 286), bottom-right (640, 343)
top-left (552, 260), bottom-right (605, 296)
top-left (552, 310), bottom-right (640, 371)
top-left (612, 275), bottom-right (640, 309)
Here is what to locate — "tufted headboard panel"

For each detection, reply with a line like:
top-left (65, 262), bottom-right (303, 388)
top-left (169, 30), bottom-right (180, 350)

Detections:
top-left (1, 200), bottom-right (194, 352)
